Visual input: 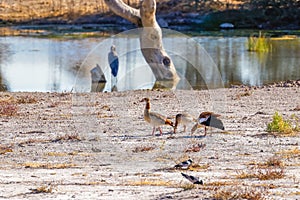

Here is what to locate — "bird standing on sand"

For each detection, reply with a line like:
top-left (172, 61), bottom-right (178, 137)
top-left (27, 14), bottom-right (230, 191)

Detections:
top-left (174, 159), bottom-right (193, 170)
top-left (181, 172), bottom-right (203, 185)
top-left (174, 113), bottom-right (196, 133)
top-left (191, 111), bottom-right (224, 136)
top-left (108, 45), bottom-right (119, 87)
top-left (141, 98), bottom-right (174, 136)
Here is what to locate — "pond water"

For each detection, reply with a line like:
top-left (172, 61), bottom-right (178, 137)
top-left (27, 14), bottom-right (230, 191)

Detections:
top-left (0, 30), bottom-right (299, 92)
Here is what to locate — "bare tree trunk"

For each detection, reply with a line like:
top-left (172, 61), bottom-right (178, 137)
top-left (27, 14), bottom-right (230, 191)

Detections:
top-left (104, 0), bottom-right (141, 26)
top-left (104, 0), bottom-right (179, 86)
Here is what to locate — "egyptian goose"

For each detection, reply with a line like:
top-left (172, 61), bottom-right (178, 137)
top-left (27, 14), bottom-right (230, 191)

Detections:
top-left (141, 98), bottom-right (174, 136)
top-left (181, 172), bottom-right (203, 185)
top-left (191, 112), bottom-right (224, 136)
top-left (174, 159), bottom-right (193, 170)
top-left (174, 113), bottom-right (196, 133)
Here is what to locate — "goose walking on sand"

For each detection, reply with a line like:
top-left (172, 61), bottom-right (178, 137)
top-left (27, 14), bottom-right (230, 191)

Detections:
top-left (174, 113), bottom-right (196, 133)
top-left (191, 112), bottom-right (224, 136)
top-left (141, 98), bottom-right (174, 136)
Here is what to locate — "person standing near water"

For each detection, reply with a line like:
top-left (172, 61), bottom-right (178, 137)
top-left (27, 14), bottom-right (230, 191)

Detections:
top-left (108, 45), bottom-right (119, 90)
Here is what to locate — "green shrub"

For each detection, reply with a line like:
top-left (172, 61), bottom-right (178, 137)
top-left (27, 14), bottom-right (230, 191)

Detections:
top-left (247, 32), bottom-right (272, 52)
top-left (267, 112), bottom-right (294, 134)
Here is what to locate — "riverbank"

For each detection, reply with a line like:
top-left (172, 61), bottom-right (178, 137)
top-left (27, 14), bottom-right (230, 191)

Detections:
top-left (0, 86), bottom-right (299, 199)
top-left (1, 0), bottom-right (300, 36)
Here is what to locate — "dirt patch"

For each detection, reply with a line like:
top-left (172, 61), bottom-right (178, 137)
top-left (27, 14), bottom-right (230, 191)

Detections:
top-left (0, 87), bottom-right (299, 199)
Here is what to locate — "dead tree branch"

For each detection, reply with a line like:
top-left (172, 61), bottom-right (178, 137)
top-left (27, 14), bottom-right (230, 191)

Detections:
top-left (104, 0), bottom-right (179, 85)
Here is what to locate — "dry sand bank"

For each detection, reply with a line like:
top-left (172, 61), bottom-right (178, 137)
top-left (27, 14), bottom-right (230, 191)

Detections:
top-left (0, 86), bottom-right (299, 199)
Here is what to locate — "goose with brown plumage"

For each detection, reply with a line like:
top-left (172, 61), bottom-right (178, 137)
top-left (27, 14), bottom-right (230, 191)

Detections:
top-left (141, 98), bottom-right (174, 136)
top-left (191, 111), bottom-right (224, 136)
top-left (174, 113), bottom-right (196, 133)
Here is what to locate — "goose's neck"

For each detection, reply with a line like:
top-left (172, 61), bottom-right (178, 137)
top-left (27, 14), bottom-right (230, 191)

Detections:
top-left (144, 101), bottom-right (150, 116)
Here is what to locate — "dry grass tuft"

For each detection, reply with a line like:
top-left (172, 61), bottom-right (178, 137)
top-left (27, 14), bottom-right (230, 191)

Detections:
top-left (52, 133), bottom-right (81, 142)
top-left (263, 156), bottom-right (285, 168)
top-left (133, 145), bottom-right (155, 153)
top-left (185, 143), bottom-right (206, 153)
top-left (48, 101), bottom-right (59, 108)
top-left (212, 186), bottom-right (267, 200)
top-left (30, 185), bottom-right (52, 193)
top-left (248, 156), bottom-right (285, 168)
top-left (189, 163), bottom-right (210, 171)
top-left (0, 145), bottom-right (13, 155)
top-left (127, 179), bottom-right (172, 187)
top-left (180, 183), bottom-right (195, 190)
top-left (23, 162), bottom-right (76, 169)
top-left (45, 151), bottom-right (90, 157)
top-left (256, 168), bottom-right (285, 180)
top-left (206, 181), bottom-right (239, 187)
top-left (235, 90), bottom-right (253, 100)
top-left (236, 167), bottom-right (284, 180)
top-left (16, 95), bottom-right (38, 104)
top-left (276, 147), bottom-right (300, 159)
top-left (0, 101), bottom-right (18, 116)
top-left (289, 191), bottom-right (300, 196)
top-left (45, 152), bottom-right (69, 157)
top-left (0, 94), bottom-right (14, 103)
top-left (238, 156), bottom-right (285, 180)
top-left (18, 138), bottom-right (50, 146)
top-left (292, 105), bottom-right (300, 111)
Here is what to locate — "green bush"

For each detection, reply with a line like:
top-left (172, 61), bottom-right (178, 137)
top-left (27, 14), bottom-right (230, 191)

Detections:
top-left (267, 112), bottom-right (294, 134)
top-left (247, 31), bottom-right (272, 52)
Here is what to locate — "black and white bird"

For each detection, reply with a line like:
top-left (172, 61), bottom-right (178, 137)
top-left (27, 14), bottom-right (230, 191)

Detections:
top-left (174, 159), bottom-right (193, 169)
top-left (181, 172), bottom-right (203, 185)
top-left (191, 112), bottom-right (224, 136)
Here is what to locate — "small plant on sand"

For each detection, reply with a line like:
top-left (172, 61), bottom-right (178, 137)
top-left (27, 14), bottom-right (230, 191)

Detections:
top-left (16, 95), bottom-right (37, 104)
top-left (133, 145), bottom-right (155, 153)
top-left (52, 133), bottom-right (81, 142)
top-left (236, 167), bottom-right (284, 180)
top-left (189, 163), bottom-right (210, 171)
top-left (0, 144), bottom-right (13, 155)
top-left (180, 183), bottom-right (195, 190)
top-left (264, 156), bottom-right (284, 168)
top-left (127, 179), bottom-right (172, 187)
top-left (30, 185), bottom-right (52, 194)
top-left (267, 112), bottom-right (294, 135)
top-left (0, 101), bottom-right (18, 116)
top-left (290, 114), bottom-right (300, 132)
top-left (276, 147), bottom-right (300, 159)
top-left (247, 31), bottom-right (271, 52)
top-left (237, 156), bottom-right (285, 180)
top-left (259, 168), bottom-right (284, 180)
top-left (23, 162), bottom-right (76, 169)
top-left (212, 186), bottom-right (266, 200)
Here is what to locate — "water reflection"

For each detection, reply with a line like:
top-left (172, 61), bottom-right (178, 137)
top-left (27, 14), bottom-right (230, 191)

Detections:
top-left (196, 37), bottom-right (300, 87)
top-left (0, 37), bottom-right (102, 92)
top-left (90, 64), bottom-right (106, 92)
top-left (0, 34), bottom-right (299, 92)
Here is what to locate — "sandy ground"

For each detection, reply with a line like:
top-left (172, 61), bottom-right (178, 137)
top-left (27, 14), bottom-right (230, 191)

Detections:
top-left (0, 86), bottom-right (300, 199)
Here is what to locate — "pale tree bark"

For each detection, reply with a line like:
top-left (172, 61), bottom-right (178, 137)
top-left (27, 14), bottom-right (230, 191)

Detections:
top-left (104, 0), bottom-right (179, 87)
